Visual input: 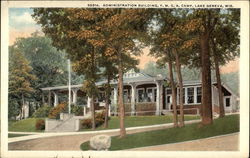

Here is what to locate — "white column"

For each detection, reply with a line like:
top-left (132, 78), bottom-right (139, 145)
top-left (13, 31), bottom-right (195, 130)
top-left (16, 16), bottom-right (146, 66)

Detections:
top-left (156, 81), bottom-right (162, 115)
top-left (87, 97), bottom-right (91, 108)
top-left (130, 83), bottom-right (136, 116)
top-left (185, 88), bottom-right (188, 104)
top-left (52, 92), bottom-right (58, 107)
top-left (108, 105), bottom-right (111, 116)
top-left (68, 59), bottom-right (71, 114)
top-left (83, 106), bottom-right (86, 115)
top-left (72, 89), bottom-right (78, 105)
top-left (194, 86), bottom-right (197, 104)
top-left (113, 86), bottom-right (118, 115)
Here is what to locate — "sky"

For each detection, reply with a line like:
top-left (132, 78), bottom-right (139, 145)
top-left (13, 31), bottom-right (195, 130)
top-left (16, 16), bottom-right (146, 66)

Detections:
top-left (8, 8), bottom-right (239, 72)
top-left (9, 8), bottom-right (41, 45)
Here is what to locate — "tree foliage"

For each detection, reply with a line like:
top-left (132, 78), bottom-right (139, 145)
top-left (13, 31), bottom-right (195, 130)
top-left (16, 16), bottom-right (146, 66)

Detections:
top-left (9, 47), bottom-right (37, 119)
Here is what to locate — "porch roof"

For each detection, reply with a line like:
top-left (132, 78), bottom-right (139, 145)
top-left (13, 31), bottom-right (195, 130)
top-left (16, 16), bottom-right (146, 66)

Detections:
top-left (40, 72), bottom-right (164, 91)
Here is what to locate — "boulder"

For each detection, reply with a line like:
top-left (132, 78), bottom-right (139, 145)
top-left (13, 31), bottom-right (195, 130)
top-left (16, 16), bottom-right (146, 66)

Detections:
top-left (89, 135), bottom-right (111, 150)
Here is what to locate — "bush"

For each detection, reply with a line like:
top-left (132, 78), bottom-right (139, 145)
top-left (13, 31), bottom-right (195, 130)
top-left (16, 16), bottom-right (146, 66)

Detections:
top-left (71, 105), bottom-right (83, 116)
top-left (35, 119), bottom-right (45, 130)
top-left (48, 103), bottom-right (67, 119)
top-left (81, 111), bottom-right (106, 129)
top-left (81, 119), bottom-right (92, 129)
top-left (32, 105), bottom-right (52, 118)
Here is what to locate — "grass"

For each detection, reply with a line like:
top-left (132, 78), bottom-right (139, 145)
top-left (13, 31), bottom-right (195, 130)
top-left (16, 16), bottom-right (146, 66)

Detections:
top-left (80, 115), bottom-right (200, 131)
top-left (80, 114), bottom-right (239, 150)
top-left (8, 133), bottom-right (32, 138)
top-left (9, 118), bottom-right (44, 132)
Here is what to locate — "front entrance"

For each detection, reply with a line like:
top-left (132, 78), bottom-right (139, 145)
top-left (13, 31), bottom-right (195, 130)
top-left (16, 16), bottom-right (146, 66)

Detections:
top-left (165, 94), bottom-right (172, 110)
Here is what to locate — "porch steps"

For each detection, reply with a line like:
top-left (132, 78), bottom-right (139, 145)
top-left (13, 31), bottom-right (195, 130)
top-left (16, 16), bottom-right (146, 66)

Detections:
top-left (46, 110), bottom-right (104, 132)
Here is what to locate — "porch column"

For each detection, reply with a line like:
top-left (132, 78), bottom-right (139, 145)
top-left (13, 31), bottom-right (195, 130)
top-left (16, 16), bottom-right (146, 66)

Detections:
top-left (194, 87), bottom-right (197, 104)
top-left (185, 88), bottom-right (188, 105)
top-left (130, 83), bottom-right (136, 116)
top-left (87, 97), bottom-right (91, 108)
top-left (52, 91), bottom-right (58, 107)
top-left (113, 86), bottom-right (118, 115)
top-left (48, 90), bottom-right (51, 106)
top-left (72, 89), bottom-right (78, 105)
top-left (156, 81), bottom-right (162, 115)
top-left (83, 106), bottom-right (87, 115)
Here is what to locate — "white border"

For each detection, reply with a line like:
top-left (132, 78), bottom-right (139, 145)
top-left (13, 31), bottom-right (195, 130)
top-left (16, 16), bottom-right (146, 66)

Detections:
top-left (1, 1), bottom-right (249, 158)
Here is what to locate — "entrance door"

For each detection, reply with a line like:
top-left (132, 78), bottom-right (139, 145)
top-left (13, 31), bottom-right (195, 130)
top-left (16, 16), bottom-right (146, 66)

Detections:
top-left (165, 94), bottom-right (172, 110)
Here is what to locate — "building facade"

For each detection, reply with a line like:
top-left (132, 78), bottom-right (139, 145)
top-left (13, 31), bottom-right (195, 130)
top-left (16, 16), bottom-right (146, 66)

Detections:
top-left (41, 70), bottom-right (239, 116)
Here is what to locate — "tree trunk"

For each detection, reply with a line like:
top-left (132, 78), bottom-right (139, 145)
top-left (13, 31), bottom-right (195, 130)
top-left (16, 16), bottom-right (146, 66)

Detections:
top-left (90, 95), bottom-right (96, 130)
top-left (200, 32), bottom-right (213, 125)
top-left (21, 93), bottom-right (25, 120)
top-left (174, 49), bottom-right (184, 127)
top-left (211, 39), bottom-right (225, 118)
top-left (167, 52), bottom-right (178, 127)
top-left (104, 77), bottom-right (111, 128)
top-left (118, 51), bottom-right (126, 138)
top-left (214, 54), bottom-right (225, 117)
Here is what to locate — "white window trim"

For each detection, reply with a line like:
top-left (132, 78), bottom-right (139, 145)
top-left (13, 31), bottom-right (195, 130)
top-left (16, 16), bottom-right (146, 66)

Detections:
top-left (195, 86), bottom-right (202, 104)
top-left (180, 86), bottom-right (202, 105)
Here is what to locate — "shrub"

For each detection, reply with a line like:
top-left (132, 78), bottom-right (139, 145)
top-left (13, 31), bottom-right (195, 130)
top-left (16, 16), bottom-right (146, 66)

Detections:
top-left (81, 111), bottom-right (106, 129)
top-left (35, 119), bottom-right (45, 130)
top-left (71, 105), bottom-right (83, 116)
top-left (32, 105), bottom-right (52, 118)
top-left (81, 119), bottom-right (92, 129)
top-left (48, 103), bottom-right (67, 119)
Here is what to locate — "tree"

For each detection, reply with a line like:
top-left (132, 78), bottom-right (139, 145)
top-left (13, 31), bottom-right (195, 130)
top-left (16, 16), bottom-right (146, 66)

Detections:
top-left (32, 8), bottom-right (145, 134)
top-left (9, 47), bottom-right (37, 119)
top-left (12, 33), bottom-right (83, 107)
top-left (210, 9), bottom-right (240, 118)
top-left (141, 61), bottom-right (168, 77)
top-left (180, 9), bottom-right (219, 125)
top-left (150, 9), bottom-right (186, 127)
top-left (160, 9), bottom-right (194, 127)
top-left (181, 9), bottom-right (240, 124)
top-left (99, 8), bottom-right (147, 137)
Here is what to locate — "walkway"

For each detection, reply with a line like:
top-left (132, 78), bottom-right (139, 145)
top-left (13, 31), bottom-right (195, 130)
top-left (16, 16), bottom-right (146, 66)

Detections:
top-left (126, 133), bottom-right (239, 151)
top-left (9, 120), bottom-right (200, 150)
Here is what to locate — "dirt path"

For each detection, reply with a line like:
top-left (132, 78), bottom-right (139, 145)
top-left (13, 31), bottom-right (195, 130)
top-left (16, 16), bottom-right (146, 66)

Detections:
top-left (127, 133), bottom-right (239, 151)
top-left (9, 125), bottom-right (170, 150)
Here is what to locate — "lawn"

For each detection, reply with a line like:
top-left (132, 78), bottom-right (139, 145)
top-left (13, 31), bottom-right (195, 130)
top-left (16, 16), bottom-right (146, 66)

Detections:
top-left (9, 115), bottom-right (199, 132)
top-left (9, 118), bottom-right (44, 132)
top-left (80, 115), bottom-right (200, 131)
top-left (8, 133), bottom-right (32, 138)
top-left (80, 114), bottom-right (239, 150)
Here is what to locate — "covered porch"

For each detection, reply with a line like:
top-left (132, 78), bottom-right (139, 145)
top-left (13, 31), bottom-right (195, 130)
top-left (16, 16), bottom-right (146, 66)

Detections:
top-left (40, 71), bottom-right (167, 116)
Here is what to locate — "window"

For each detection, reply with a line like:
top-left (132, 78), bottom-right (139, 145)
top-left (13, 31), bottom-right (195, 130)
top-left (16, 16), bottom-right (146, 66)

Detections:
top-left (166, 96), bottom-right (171, 104)
top-left (137, 89), bottom-right (144, 102)
top-left (226, 98), bottom-right (230, 107)
top-left (196, 87), bottom-right (202, 103)
top-left (98, 92), bottom-right (105, 102)
top-left (187, 87), bottom-right (194, 104)
top-left (147, 88), bottom-right (153, 102)
top-left (166, 89), bottom-right (172, 95)
top-left (123, 89), bottom-right (129, 103)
